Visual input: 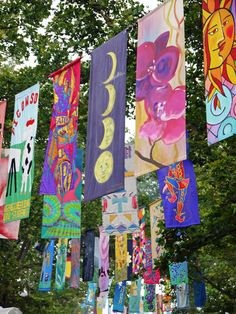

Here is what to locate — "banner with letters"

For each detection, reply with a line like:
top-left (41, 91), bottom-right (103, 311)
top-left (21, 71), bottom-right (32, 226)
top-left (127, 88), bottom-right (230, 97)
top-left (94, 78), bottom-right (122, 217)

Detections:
top-left (135, 0), bottom-right (187, 176)
top-left (84, 30), bottom-right (127, 201)
top-left (4, 83), bottom-right (39, 222)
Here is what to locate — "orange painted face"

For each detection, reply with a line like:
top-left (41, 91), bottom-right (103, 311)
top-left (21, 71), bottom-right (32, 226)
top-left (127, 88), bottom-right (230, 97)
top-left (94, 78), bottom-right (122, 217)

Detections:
top-left (207, 9), bottom-right (235, 69)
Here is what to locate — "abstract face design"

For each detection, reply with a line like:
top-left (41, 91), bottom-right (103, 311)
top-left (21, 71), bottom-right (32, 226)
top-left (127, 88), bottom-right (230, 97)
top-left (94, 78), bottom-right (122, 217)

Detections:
top-left (207, 9), bottom-right (235, 69)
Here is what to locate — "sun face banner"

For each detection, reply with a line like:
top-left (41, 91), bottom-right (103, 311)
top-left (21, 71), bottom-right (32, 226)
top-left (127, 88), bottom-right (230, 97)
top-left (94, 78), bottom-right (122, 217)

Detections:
top-left (135, 0), bottom-right (187, 176)
top-left (157, 159), bottom-right (200, 228)
top-left (40, 58), bottom-right (81, 195)
top-left (0, 100), bottom-right (7, 151)
top-left (84, 30), bottom-right (127, 202)
top-left (4, 83), bottom-right (39, 222)
top-left (203, 0), bottom-right (236, 144)
top-left (41, 148), bottom-right (83, 238)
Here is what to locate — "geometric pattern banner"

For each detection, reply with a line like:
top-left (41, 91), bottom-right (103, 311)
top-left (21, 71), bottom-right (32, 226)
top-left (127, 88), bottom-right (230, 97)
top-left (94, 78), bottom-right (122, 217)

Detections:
top-left (4, 83), bottom-right (40, 222)
top-left (41, 148), bottom-right (83, 238)
top-left (135, 0), bottom-right (187, 177)
top-left (169, 261), bottom-right (188, 286)
top-left (0, 100), bottom-right (7, 151)
top-left (84, 30), bottom-right (128, 202)
top-left (203, 0), bottom-right (236, 144)
top-left (40, 58), bottom-right (81, 195)
top-left (157, 159), bottom-right (200, 228)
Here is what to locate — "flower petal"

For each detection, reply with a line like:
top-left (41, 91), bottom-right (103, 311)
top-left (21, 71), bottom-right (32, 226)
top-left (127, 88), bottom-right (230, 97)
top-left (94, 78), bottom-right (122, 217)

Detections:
top-left (154, 31), bottom-right (170, 59)
top-left (136, 76), bottom-right (152, 101)
top-left (139, 119), bottom-right (164, 142)
top-left (161, 117), bottom-right (186, 144)
top-left (136, 42), bottom-right (155, 80)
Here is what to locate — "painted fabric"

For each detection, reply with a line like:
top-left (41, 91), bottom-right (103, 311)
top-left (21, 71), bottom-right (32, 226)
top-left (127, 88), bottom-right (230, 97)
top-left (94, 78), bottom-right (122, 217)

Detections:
top-left (4, 83), bottom-right (39, 222)
top-left (176, 283), bottom-right (189, 309)
top-left (132, 233), bottom-right (140, 274)
top-left (149, 199), bottom-right (164, 265)
top-left (193, 278), bottom-right (206, 307)
top-left (113, 281), bottom-right (126, 313)
top-left (156, 294), bottom-right (163, 314)
top-left (55, 238), bottom-right (68, 290)
top-left (93, 237), bottom-right (100, 282)
top-left (143, 284), bottom-right (156, 312)
top-left (129, 279), bottom-right (142, 313)
top-left (115, 234), bottom-right (127, 282)
top-left (143, 269), bottom-right (160, 285)
top-left (83, 230), bottom-right (95, 282)
top-left (39, 240), bottom-right (55, 291)
top-left (70, 238), bottom-right (80, 288)
top-left (143, 238), bottom-right (160, 284)
top-left (0, 100), bottom-right (7, 151)
top-left (169, 261), bottom-right (188, 285)
top-left (65, 256), bottom-right (71, 279)
top-left (98, 278), bottom-right (113, 309)
top-left (135, 0), bottom-right (187, 177)
top-left (40, 59), bottom-right (80, 195)
top-left (0, 150), bottom-right (20, 239)
top-left (203, 0), bottom-right (236, 144)
top-left (127, 239), bottom-right (133, 280)
top-left (42, 148), bottom-right (83, 238)
top-left (157, 159), bottom-right (200, 228)
top-left (84, 30), bottom-right (127, 202)
top-left (85, 282), bottom-right (97, 307)
top-left (99, 230), bottom-right (109, 292)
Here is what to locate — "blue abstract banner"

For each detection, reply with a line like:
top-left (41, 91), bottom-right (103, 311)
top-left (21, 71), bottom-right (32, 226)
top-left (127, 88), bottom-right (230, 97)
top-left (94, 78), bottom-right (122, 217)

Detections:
top-left (84, 30), bottom-right (127, 202)
top-left (83, 230), bottom-right (95, 282)
top-left (113, 281), bottom-right (126, 312)
top-left (38, 240), bottom-right (55, 291)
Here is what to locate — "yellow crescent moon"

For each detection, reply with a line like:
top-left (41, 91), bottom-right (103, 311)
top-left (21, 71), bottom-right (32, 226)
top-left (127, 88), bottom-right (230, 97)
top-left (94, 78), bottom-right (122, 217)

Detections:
top-left (103, 52), bottom-right (117, 84)
top-left (99, 117), bottom-right (115, 150)
top-left (102, 84), bottom-right (116, 117)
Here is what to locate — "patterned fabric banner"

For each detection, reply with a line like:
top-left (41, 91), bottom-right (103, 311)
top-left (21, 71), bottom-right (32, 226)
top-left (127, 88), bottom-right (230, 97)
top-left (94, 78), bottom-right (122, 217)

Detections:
top-left (0, 100), bottom-right (6, 151)
top-left (97, 278), bottom-right (113, 310)
top-left (99, 230), bottom-right (110, 292)
top-left (143, 238), bottom-right (160, 284)
top-left (143, 284), bottom-right (156, 312)
top-left (149, 199), bottom-right (164, 265)
top-left (169, 261), bottom-right (188, 285)
top-left (129, 279), bottom-right (142, 313)
top-left (113, 281), bottom-right (126, 313)
top-left (0, 150), bottom-right (20, 239)
top-left (157, 159), bottom-right (200, 228)
top-left (127, 239), bottom-right (133, 280)
top-left (4, 83), bottom-right (39, 222)
top-left (176, 283), bottom-right (189, 309)
top-left (84, 30), bottom-right (127, 202)
top-left (93, 237), bottom-right (100, 282)
top-left (132, 233), bottom-right (140, 274)
top-left (70, 238), bottom-right (80, 288)
top-left (42, 148), bottom-right (83, 238)
top-left (115, 234), bottom-right (127, 282)
top-left (83, 230), bottom-right (95, 282)
top-left (135, 0), bottom-right (187, 177)
top-left (85, 282), bottom-right (97, 307)
top-left (40, 59), bottom-right (81, 195)
top-left (143, 269), bottom-right (160, 285)
top-left (55, 238), bottom-right (68, 290)
top-left (203, 1), bottom-right (236, 144)
top-left (38, 240), bottom-right (55, 291)
top-left (193, 278), bottom-right (206, 307)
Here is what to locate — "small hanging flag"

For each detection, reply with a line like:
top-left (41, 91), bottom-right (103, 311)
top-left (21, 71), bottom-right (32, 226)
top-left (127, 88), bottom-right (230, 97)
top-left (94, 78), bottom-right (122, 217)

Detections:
top-left (194, 276), bottom-right (206, 307)
top-left (113, 281), bottom-right (126, 313)
top-left (176, 282), bottom-right (189, 309)
top-left (129, 279), bottom-right (142, 313)
top-left (55, 238), bottom-right (68, 290)
top-left (85, 282), bottom-right (97, 307)
top-left (83, 230), bottom-right (95, 282)
top-left (143, 284), bottom-right (156, 312)
top-left (70, 238), bottom-right (81, 288)
top-left (38, 240), bottom-right (55, 291)
top-left (169, 261), bottom-right (188, 286)
top-left (115, 234), bottom-right (127, 282)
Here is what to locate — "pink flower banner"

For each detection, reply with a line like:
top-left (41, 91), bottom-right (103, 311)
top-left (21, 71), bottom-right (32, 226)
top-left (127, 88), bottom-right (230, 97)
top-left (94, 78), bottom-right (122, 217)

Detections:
top-left (135, 0), bottom-right (187, 176)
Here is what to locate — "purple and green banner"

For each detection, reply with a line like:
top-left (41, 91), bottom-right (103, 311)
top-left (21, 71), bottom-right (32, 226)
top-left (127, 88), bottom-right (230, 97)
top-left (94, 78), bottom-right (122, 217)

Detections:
top-left (157, 159), bottom-right (200, 228)
top-left (41, 148), bottom-right (83, 238)
top-left (143, 284), bottom-right (156, 312)
top-left (39, 240), bottom-right (55, 291)
top-left (84, 30), bottom-right (127, 202)
top-left (169, 261), bottom-right (188, 286)
top-left (55, 238), bottom-right (68, 291)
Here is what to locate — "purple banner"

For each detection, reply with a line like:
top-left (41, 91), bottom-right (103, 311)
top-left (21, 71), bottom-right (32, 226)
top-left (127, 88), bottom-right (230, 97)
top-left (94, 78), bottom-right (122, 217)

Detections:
top-left (157, 159), bottom-right (200, 228)
top-left (99, 230), bottom-right (110, 292)
top-left (84, 30), bottom-right (127, 202)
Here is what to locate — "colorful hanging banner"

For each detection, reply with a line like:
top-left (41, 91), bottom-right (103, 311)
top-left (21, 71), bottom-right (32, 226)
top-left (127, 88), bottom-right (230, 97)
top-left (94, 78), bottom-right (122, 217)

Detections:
top-left (149, 199), bottom-right (164, 265)
top-left (0, 100), bottom-right (7, 151)
top-left (65, 256), bottom-right (71, 279)
top-left (93, 237), bottom-right (100, 282)
top-left (0, 150), bottom-right (20, 239)
top-left (129, 279), bottom-right (142, 313)
top-left (99, 230), bottom-right (110, 292)
top-left (143, 269), bottom-right (160, 285)
top-left (85, 282), bottom-right (97, 307)
top-left (84, 30), bottom-right (128, 202)
top-left (143, 238), bottom-right (160, 284)
top-left (115, 234), bottom-right (127, 282)
top-left (169, 261), bottom-right (188, 286)
top-left (157, 159), bottom-right (200, 228)
top-left (97, 278), bottom-right (113, 310)
top-left (113, 281), bottom-right (126, 313)
top-left (4, 83), bottom-right (39, 222)
top-left (40, 58), bottom-right (81, 195)
top-left (38, 240), bottom-right (55, 291)
top-left (176, 283), bottom-right (189, 309)
top-left (55, 238), bottom-right (68, 290)
top-left (83, 230), bottom-right (95, 282)
top-left (41, 148), bottom-right (83, 238)
top-left (143, 284), bottom-right (156, 312)
top-left (203, 0), bottom-right (236, 144)
top-left (127, 239), bottom-right (133, 280)
top-left (193, 276), bottom-right (207, 307)
top-left (132, 233), bottom-right (140, 274)
top-left (135, 0), bottom-right (187, 177)
top-left (70, 238), bottom-right (80, 288)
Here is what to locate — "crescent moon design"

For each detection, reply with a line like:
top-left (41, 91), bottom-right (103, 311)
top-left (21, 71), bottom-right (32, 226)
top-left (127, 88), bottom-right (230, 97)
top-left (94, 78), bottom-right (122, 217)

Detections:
top-left (103, 52), bottom-right (117, 84)
top-left (102, 84), bottom-right (116, 117)
top-left (99, 117), bottom-right (115, 150)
